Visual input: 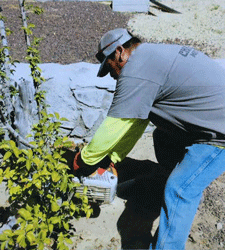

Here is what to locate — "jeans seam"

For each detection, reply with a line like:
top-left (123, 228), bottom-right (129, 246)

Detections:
top-left (180, 147), bottom-right (221, 190)
top-left (159, 194), bottom-right (180, 249)
top-left (158, 146), bottom-right (222, 249)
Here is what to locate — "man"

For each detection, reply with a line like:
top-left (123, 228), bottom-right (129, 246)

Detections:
top-left (73, 28), bottom-right (225, 249)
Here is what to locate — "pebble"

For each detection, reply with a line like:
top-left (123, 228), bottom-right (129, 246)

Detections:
top-left (217, 222), bottom-right (223, 230)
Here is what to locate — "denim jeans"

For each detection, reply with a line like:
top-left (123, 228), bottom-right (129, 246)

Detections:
top-left (151, 129), bottom-right (225, 249)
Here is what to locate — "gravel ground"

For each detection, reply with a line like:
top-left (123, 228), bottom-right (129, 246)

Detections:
top-left (1, 1), bottom-right (131, 64)
top-left (128, 0), bottom-right (225, 58)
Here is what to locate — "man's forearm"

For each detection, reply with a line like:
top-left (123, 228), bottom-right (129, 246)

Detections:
top-left (81, 116), bottom-right (149, 165)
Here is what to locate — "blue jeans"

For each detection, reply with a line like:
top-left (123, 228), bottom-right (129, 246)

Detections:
top-left (151, 143), bottom-right (225, 250)
top-left (150, 129), bottom-right (225, 249)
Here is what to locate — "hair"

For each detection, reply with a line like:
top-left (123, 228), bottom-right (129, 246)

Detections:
top-left (122, 36), bottom-right (142, 49)
top-left (108, 34), bottom-right (142, 60)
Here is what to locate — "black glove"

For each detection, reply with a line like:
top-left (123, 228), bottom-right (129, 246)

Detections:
top-left (61, 147), bottom-right (113, 179)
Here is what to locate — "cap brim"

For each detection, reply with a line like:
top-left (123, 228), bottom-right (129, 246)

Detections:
top-left (97, 57), bottom-right (109, 77)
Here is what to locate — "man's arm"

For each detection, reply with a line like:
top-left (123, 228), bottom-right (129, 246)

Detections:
top-left (81, 116), bottom-right (149, 165)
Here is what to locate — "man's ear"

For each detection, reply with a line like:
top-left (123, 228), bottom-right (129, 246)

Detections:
top-left (115, 46), bottom-right (125, 62)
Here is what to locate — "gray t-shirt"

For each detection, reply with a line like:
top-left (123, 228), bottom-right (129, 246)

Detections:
top-left (108, 43), bottom-right (225, 146)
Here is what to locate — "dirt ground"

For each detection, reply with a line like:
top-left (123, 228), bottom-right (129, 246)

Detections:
top-left (1, 132), bottom-right (225, 249)
top-left (0, 1), bottom-right (225, 249)
top-left (70, 133), bottom-right (225, 250)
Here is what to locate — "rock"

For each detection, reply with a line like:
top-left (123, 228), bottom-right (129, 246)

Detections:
top-left (0, 216), bottom-right (17, 234)
top-left (11, 62), bottom-right (116, 143)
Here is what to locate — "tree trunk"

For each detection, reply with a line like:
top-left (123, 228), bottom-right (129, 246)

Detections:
top-left (14, 78), bottom-right (38, 148)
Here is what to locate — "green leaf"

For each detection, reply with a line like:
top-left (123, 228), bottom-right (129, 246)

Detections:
top-left (44, 238), bottom-right (52, 245)
top-left (54, 112), bottom-right (60, 120)
top-left (75, 193), bottom-right (80, 199)
top-left (86, 209), bottom-right (93, 218)
top-left (3, 151), bottom-right (12, 161)
top-left (65, 238), bottom-right (73, 245)
top-left (18, 208), bottom-right (32, 220)
top-left (51, 216), bottom-right (60, 224)
top-left (0, 241), bottom-right (6, 250)
top-left (60, 117), bottom-right (69, 121)
top-left (0, 144), bottom-right (10, 150)
top-left (53, 152), bottom-right (61, 159)
top-left (82, 195), bottom-right (88, 204)
top-left (21, 149), bottom-right (29, 156)
top-left (63, 221), bottom-right (69, 230)
top-left (56, 163), bottom-right (67, 170)
top-left (48, 224), bottom-right (54, 233)
top-left (17, 157), bottom-right (26, 164)
top-left (62, 136), bottom-right (68, 142)
top-left (26, 159), bottom-right (31, 171)
top-left (33, 157), bottom-right (40, 166)
top-left (38, 140), bottom-right (44, 147)
top-left (29, 141), bottom-right (37, 147)
top-left (83, 186), bottom-right (88, 194)
top-left (27, 231), bottom-right (36, 244)
top-left (34, 204), bottom-right (40, 215)
top-left (63, 141), bottom-right (73, 148)
top-left (13, 147), bottom-right (20, 158)
top-left (70, 202), bottom-right (76, 211)
top-left (38, 242), bottom-right (44, 250)
top-left (51, 202), bottom-right (60, 212)
top-left (28, 149), bottom-right (33, 159)
top-left (52, 171), bottom-right (61, 182)
top-left (9, 185), bottom-right (21, 195)
top-left (3, 230), bottom-right (12, 237)
top-left (8, 237), bottom-right (14, 246)
top-left (17, 233), bottom-right (25, 244)
top-left (39, 230), bottom-right (47, 240)
top-left (26, 224), bottom-right (34, 232)
top-left (35, 180), bottom-right (41, 189)
top-left (0, 234), bottom-right (7, 241)
top-left (60, 179), bottom-right (67, 193)
top-left (9, 140), bottom-right (16, 149)
top-left (19, 237), bottom-right (27, 248)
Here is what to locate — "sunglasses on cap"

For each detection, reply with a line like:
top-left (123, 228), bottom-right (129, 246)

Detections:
top-left (96, 35), bottom-right (123, 63)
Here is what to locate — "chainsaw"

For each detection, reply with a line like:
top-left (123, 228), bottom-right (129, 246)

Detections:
top-left (72, 166), bottom-right (118, 204)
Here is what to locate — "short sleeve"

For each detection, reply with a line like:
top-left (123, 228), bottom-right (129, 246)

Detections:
top-left (108, 76), bottom-right (161, 119)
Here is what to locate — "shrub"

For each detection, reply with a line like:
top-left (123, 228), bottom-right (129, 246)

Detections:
top-left (0, 111), bottom-right (93, 250)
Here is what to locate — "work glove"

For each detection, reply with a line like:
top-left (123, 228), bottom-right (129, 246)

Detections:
top-left (73, 151), bottom-right (99, 178)
top-left (61, 147), bottom-right (114, 179)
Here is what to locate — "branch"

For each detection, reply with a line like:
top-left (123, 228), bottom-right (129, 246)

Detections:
top-left (0, 19), bottom-right (9, 60)
top-left (0, 106), bottom-right (35, 149)
top-left (0, 7), bottom-right (14, 120)
top-left (18, 0), bottom-right (31, 47)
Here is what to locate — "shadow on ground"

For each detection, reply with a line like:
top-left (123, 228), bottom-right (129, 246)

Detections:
top-left (114, 157), bottom-right (169, 249)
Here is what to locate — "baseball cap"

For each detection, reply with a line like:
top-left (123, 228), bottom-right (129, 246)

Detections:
top-left (96, 28), bottom-right (132, 77)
